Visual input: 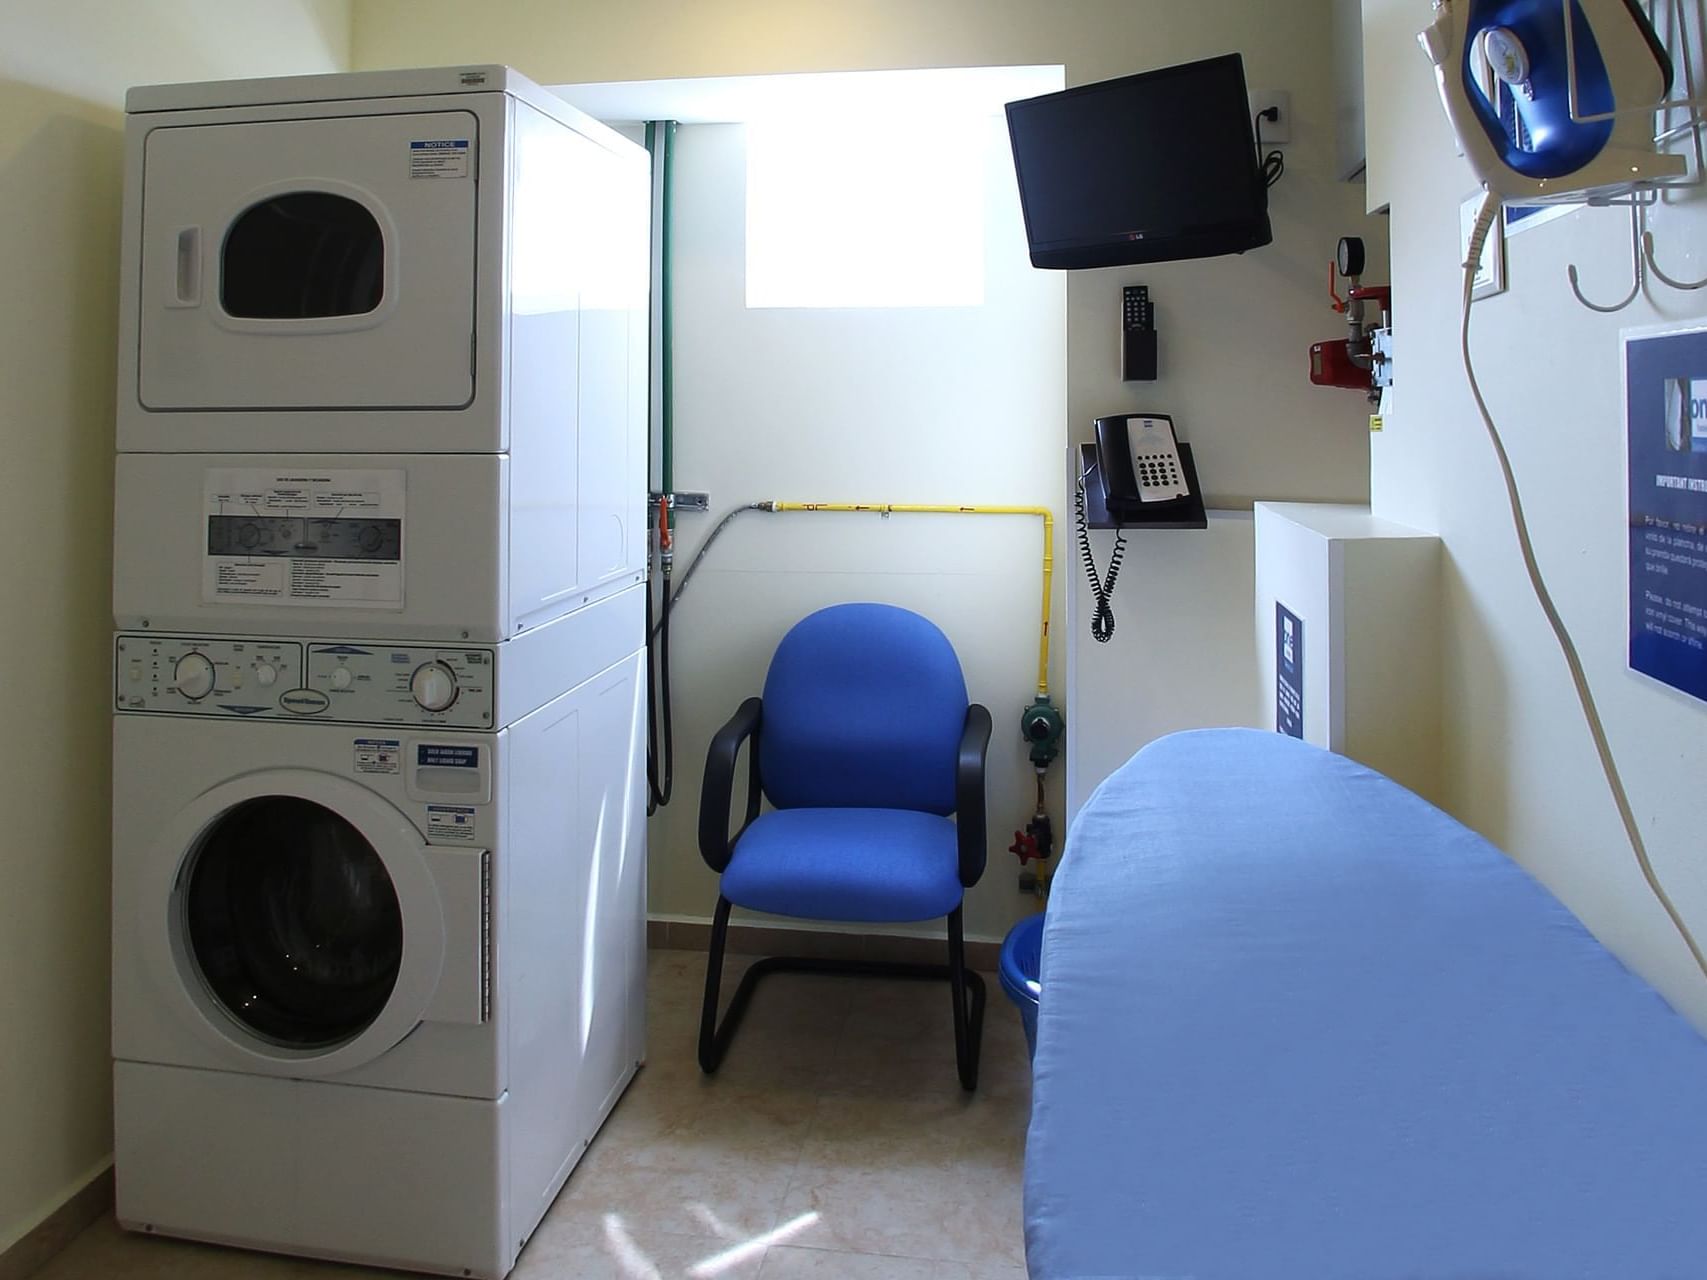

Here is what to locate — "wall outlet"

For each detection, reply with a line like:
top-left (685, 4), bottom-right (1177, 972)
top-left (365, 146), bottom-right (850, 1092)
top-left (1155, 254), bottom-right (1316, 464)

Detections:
top-left (1250, 90), bottom-right (1292, 145)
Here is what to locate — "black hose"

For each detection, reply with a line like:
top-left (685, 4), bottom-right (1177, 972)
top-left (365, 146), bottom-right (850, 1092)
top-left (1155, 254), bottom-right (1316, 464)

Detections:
top-left (655, 567), bottom-right (675, 808)
top-left (645, 565), bottom-right (676, 813)
top-left (644, 578), bottom-right (660, 814)
top-left (648, 501), bottom-right (770, 642)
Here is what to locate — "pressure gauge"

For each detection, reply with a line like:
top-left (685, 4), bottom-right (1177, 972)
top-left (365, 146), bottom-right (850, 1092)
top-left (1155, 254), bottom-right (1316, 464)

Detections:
top-left (1337, 237), bottom-right (1366, 279)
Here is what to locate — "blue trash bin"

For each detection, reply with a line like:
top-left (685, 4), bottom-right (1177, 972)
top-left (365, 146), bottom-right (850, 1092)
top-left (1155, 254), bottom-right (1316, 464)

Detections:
top-left (999, 912), bottom-right (1046, 1060)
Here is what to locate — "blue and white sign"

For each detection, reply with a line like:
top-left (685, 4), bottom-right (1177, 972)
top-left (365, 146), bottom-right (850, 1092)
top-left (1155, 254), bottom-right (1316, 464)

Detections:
top-left (1276, 602), bottom-right (1304, 739)
top-left (418, 743), bottom-right (480, 769)
top-left (1626, 323), bottom-right (1707, 704)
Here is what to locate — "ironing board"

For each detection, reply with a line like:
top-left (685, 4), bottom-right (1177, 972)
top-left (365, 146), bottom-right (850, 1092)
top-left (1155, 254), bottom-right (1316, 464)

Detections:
top-left (1025, 728), bottom-right (1707, 1280)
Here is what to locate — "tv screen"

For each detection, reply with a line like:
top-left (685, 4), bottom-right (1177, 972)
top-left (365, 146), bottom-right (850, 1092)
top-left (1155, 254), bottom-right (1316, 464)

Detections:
top-left (1004, 54), bottom-right (1272, 270)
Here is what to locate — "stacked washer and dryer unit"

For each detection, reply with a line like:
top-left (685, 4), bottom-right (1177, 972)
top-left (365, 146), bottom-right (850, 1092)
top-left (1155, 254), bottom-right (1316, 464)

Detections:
top-left (110, 67), bottom-right (651, 1279)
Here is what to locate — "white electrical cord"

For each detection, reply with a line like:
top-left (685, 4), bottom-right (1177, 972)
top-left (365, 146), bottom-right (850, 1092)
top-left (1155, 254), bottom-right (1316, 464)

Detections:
top-left (1461, 192), bottom-right (1707, 983)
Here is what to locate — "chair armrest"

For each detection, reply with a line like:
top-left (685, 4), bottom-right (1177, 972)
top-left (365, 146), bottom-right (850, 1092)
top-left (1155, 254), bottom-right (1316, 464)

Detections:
top-left (699, 696), bottom-right (764, 874)
top-left (956, 703), bottom-right (993, 887)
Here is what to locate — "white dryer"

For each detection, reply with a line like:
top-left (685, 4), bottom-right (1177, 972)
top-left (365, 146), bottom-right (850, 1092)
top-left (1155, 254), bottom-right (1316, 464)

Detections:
top-left (111, 589), bottom-right (647, 1279)
top-left (114, 66), bottom-right (650, 641)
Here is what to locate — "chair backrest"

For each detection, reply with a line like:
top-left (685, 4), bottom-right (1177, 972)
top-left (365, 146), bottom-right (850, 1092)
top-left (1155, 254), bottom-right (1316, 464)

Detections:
top-left (759, 603), bottom-right (968, 815)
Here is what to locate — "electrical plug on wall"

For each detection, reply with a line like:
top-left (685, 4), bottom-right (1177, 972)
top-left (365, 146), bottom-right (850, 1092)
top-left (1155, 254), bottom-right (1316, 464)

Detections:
top-left (1250, 90), bottom-right (1291, 144)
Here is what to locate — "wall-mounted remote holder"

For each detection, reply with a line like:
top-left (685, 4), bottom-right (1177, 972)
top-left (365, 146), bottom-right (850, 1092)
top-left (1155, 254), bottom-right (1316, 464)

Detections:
top-left (1122, 285), bottom-right (1157, 382)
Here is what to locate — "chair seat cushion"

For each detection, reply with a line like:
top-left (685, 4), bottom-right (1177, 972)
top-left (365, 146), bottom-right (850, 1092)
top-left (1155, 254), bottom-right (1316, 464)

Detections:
top-left (720, 808), bottom-right (964, 924)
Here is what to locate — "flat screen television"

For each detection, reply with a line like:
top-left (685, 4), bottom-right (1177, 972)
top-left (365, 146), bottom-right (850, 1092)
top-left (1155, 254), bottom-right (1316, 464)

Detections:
top-left (1004, 54), bottom-right (1273, 270)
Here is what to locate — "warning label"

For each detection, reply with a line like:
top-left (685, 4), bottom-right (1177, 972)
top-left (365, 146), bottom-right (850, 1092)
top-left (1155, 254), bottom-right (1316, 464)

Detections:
top-left (202, 468), bottom-right (405, 609)
top-left (355, 738), bottom-right (402, 775)
top-left (427, 805), bottom-right (479, 842)
top-left (410, 139), bottom-right (470, 179)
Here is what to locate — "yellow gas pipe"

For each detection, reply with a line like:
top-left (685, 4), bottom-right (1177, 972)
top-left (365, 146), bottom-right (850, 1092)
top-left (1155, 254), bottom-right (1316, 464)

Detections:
top-left (767, 502), bottom-right (1055, 697)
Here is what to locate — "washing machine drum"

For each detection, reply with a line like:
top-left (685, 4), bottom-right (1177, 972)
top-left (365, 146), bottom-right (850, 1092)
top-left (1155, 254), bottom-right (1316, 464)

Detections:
top-left (185, 796), bottom-right (404, 1049)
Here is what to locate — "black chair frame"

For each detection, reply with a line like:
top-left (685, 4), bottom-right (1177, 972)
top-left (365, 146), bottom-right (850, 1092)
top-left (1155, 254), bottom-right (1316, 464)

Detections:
top-left (697, 697), bottom-right (993, 1091)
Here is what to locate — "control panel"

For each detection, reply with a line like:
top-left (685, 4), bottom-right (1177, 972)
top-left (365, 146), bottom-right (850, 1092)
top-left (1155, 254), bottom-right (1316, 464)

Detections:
top-left (115, 635), bottom-right (495, 727)
top-left (116, 636), bottom-right (304, 717)
top-left (306, 644), bottom-right (493, 728)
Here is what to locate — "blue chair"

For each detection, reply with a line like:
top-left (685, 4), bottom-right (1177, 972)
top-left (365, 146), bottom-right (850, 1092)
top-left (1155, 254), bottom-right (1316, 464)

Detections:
top-left (696, 603), bottom-right (993, 1091)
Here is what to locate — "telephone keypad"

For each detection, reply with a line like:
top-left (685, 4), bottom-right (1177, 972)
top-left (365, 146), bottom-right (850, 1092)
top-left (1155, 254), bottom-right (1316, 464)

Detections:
top-left (1137, 451), bottom-right (1183, 493)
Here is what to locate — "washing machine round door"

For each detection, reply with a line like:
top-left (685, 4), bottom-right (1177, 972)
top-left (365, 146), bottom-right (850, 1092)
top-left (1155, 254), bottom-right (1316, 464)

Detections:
top-left (183, 795), bottom-right (403, 1049)
top-left (145, 769), bottom-right (452, 1076)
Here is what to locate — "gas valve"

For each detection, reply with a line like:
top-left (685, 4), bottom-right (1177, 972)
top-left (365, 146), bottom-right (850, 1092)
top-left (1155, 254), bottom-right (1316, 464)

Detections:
top-left (1020, 695), bottom-right (1065, 770)
top-left (1027, 811), bottom-right (1055, 863)
top-left (1009, 828), bottom-right (1042, 864)
top-left (1009, 813), bottom-right (1055, 865)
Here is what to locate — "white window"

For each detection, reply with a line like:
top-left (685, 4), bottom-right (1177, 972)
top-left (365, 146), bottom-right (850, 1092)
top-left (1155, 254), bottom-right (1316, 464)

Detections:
top-left (745, 113), bottom-right (986, 309)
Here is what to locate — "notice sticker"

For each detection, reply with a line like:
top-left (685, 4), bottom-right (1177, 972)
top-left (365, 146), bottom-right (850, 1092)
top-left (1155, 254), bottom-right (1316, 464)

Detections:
top-left (355, 738), bottom-right (402, 775)
top-left (202, 468), bottom-right (404, 609)
top-left (410, 139), bottom-right (470, 179)
top-left (427, 805), bottom-right (479, 842)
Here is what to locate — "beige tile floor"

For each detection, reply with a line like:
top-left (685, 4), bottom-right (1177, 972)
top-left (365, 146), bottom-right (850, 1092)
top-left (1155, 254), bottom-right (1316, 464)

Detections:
top-left (37, 949), bottom-right (1032, 1280)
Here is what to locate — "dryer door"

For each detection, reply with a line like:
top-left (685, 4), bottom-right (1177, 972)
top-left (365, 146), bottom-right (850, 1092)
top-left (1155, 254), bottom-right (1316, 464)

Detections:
top-left (135, 111), bottom-right (478, 413)
top-left (142, 769), bottom-right (488, 1077)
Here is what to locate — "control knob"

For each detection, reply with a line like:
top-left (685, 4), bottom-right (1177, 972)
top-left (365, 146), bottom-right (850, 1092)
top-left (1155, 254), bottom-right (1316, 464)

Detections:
top-left (410, 661), bottom-right (458, 712)
top-left (174, 652), bottom-right (216, 700)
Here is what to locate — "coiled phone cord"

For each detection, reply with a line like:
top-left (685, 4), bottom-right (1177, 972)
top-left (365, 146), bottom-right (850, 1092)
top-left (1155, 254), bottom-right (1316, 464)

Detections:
top-left (1462, 193), bottom-right (1707, 983)
top-left (1076, 472), bottom-right (1126, 644)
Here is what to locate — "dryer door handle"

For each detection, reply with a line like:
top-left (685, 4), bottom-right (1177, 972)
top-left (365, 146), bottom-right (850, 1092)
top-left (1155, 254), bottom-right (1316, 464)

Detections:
top-left (171, 226), bottom-right (202, 307)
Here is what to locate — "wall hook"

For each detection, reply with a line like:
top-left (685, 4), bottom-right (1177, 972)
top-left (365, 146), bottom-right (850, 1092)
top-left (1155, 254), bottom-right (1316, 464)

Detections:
top-left (1642, 229), bottom-right (1707, 290)
top-left (1567, 203), bottom-right (1644, 313)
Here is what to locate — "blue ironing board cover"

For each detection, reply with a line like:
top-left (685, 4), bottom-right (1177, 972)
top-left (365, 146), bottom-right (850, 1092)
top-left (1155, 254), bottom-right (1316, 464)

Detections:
top-left (1025, 729), bottom-right (1707, 1280)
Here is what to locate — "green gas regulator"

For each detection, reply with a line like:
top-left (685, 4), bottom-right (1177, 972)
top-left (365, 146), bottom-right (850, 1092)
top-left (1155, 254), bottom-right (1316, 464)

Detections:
top-left (1020, 695), bottom-right (1064, 770)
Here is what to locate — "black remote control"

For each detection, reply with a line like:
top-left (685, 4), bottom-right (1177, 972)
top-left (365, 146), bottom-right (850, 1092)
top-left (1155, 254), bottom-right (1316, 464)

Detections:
top-left (1122, 285), bottom-right (1157, 381)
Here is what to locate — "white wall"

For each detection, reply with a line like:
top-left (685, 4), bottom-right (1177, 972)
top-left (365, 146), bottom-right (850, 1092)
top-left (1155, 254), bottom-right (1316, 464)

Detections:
top-left (353, 0), bottom-right (1388, 928)
top-left (0, 1), bottom-right (349, 1253)
top-left (1363, 1), bottom-right (1707, 1029)
top-left (650, 118), bottom-right (1065, 943)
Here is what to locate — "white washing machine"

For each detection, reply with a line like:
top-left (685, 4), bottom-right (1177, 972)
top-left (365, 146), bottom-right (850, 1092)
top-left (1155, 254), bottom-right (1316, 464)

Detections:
top-left (114, 65), bottom-right (650, 641)
top-left (111, 589), bottom-right (647, 1279)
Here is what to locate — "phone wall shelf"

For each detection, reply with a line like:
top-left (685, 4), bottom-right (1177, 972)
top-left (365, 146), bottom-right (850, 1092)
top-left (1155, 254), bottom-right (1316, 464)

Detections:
top-left (1078, 442), bottom-right (1208, 530)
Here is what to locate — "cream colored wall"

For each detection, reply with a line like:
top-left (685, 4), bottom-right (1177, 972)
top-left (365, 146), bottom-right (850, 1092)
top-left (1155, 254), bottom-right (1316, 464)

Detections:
top-left (1361, 3), bottom-right (1707, 1030)
top-left (353, 0), bottom-right (1386, 936)
top-left (0, 1), bottom-right (349, 1253)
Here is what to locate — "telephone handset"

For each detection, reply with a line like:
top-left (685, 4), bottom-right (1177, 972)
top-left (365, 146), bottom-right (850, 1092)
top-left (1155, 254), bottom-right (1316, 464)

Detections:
top-left (1076, 413), bottom-right (1202, 643)
top-left (1094, 413), bottom-right (1192, 512)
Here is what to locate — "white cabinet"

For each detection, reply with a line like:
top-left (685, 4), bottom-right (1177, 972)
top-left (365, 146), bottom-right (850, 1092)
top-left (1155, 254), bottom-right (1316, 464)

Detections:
top-left (1255, 502), bottom-right (1441, 801)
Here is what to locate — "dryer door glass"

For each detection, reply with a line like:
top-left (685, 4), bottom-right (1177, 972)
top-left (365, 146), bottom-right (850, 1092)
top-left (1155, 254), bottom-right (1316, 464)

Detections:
top-left (222, 193), bottom-right (384, 319)
top-left (185, 796), bottom-right (404, 1049)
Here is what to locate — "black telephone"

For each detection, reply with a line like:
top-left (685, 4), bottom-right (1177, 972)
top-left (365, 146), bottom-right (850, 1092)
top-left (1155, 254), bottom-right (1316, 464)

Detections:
top-left (1093, 413), bottom-right (1192, 513)
top-left (1076, 413), bottom-right (1204, 643)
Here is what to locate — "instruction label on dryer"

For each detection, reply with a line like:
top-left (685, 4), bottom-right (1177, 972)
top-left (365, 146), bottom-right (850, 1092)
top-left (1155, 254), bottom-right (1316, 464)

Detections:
top-left (409, 138), bottom-right (470, 179)
top-left (203, 469), bottom-right (405, 609)
top-left (354, 738), bottom-right (403, 775)
top-left (427, 805), bottom-right (479, 842)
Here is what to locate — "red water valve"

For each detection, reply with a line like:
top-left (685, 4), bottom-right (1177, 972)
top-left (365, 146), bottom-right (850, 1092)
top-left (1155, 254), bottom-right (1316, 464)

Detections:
top-left (1010, 829), bottom-right (1041, 864)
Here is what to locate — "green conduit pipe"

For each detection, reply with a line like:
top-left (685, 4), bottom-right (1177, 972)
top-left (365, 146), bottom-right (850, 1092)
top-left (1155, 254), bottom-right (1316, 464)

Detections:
top-left (644, 120), bottom-right (657, 497)
top-left (642, 120), bottom-right (677, 532)
top-left (660, 119), bottom-right (677, 534)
